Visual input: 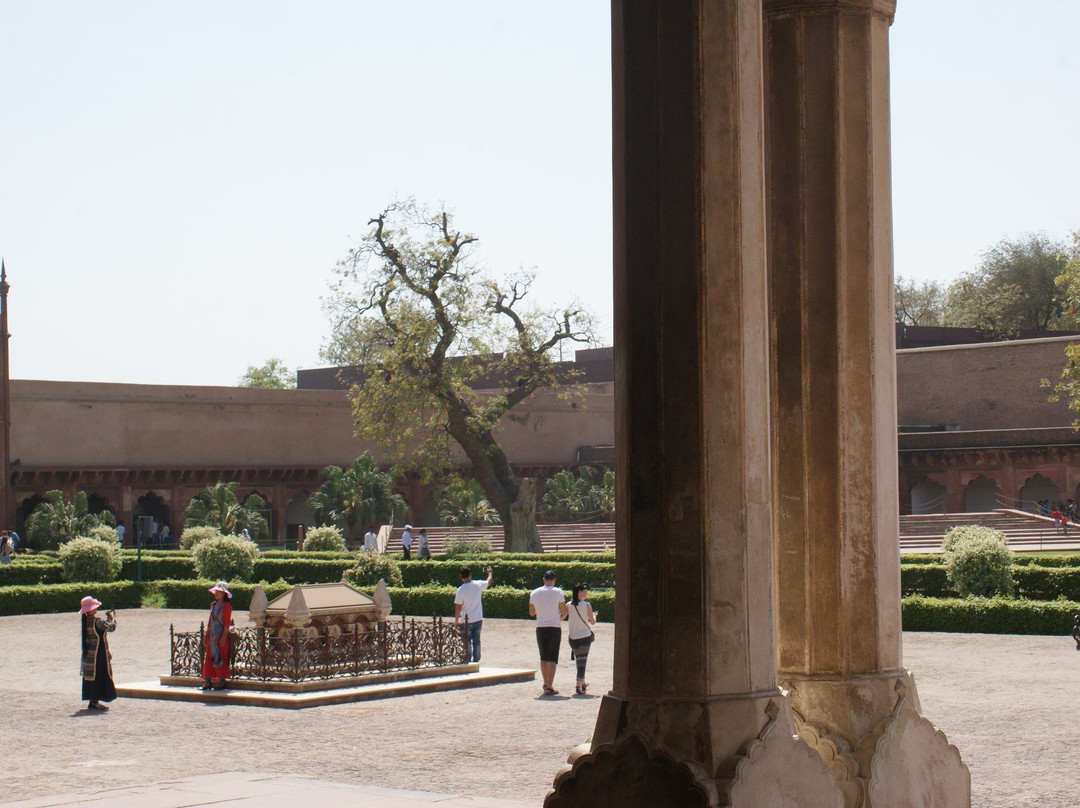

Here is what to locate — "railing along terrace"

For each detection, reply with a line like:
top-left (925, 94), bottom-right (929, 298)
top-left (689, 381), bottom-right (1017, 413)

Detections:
top-left (170, 615), bottom-right (469, 683)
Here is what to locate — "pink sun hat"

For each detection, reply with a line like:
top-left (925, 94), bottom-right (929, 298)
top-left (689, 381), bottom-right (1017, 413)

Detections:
top-left (79, 596), bottom-right (102, 615)
top-left (208, 581), bottom-right (232, 598)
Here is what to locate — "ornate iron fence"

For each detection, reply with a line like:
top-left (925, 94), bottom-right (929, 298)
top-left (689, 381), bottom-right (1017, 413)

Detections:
top-left (170, 615), bottom-right (470, 682)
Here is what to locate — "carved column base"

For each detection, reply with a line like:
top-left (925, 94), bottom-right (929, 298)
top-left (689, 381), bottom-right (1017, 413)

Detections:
top-left (546, 692), bottom-right (847, 808)
top-left (784, 672), bottom-right (970, 808)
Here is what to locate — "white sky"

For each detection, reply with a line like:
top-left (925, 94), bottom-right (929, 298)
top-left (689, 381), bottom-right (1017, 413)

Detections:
top-left (1, 1), bottom-right (1077, 386)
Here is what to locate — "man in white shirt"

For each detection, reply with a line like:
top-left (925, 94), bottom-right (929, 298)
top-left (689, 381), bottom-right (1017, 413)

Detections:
top-left (454, 565), bottom-right (494, 662)
top-left (529, 570), bottom-right (569, 695)
top-left (363, 525), bottom-right (378, 552)
top-left (401, 525), bottom-right (413, 560)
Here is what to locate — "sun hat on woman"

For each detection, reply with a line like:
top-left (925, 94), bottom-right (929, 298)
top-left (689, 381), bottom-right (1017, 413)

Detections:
top-left (208, 581), bottom-right (232, 598)
top-left (79, 596), bottom-right (102, 615)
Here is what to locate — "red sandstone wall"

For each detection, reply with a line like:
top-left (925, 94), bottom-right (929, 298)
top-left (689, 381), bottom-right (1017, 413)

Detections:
top-left (896, 336), bottom-right (1078, 432)
top-left (10, 380), bottom-right (615, 469)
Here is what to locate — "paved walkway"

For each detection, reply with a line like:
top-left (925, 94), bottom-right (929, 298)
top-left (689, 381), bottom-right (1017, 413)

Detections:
top-left (1, 773), bottom-right (534, 808)
top-left (3, 609), bottom-right (1080, 806)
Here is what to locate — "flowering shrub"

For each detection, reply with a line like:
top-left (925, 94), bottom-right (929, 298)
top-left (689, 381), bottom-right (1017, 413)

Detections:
top-left (303, 526), bottom-right (347, 553)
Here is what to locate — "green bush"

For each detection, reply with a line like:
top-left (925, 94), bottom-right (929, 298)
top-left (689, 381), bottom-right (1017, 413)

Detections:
top-left (57, 537), bottom-right (123, 583)
top-left (343, 550), bottom-right (403, 587)
top-left (85, 525), bottom-right (119, 544)
top-left (180, 526), bottom-right (226, 550)
top-left (302, 526), bottom-right (347, 553)
top-left (443, 534), bottom-right (493, 558)
top-left (192, 536), bottom-right (259, 582)
top-left (1011, 553), bottom-right (1080, 568)
top-left (943, 527), bottom-right (1013, 597)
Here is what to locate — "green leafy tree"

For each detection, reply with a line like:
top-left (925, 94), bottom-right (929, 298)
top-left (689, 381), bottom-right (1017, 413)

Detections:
top-left (322, 200), bottom-right (595, 552)
top-left (437, 476), bottom-right (500, 526)
top-left (307, 453), bottom-right (409, 543)
top-left (1039, 231), bottom-right (1080, 424)
top-left (24, 490), bottom-right (116, 550)
top-left (182, 481), bottom-right (269, 541)
top-left (894, 276), bottom-right (945, 326)
top-left (944, 233), bottom-right (1075, 337)
top-left (239, 358), bottom-right (295, 389)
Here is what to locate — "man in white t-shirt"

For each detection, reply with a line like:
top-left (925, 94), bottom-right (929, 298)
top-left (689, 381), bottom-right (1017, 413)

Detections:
top-left (454, 565), bottom-right (494, 662)
top-left (401, 525), bottom-right (413, 561)
top-left (529, 570), bottom-right (569, 696)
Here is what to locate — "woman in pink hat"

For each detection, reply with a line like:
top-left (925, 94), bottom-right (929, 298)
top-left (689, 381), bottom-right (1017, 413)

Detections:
top-left (79, 595), bottom-right (117, 710)
top-left (201, 581), bottom-right (232, 690)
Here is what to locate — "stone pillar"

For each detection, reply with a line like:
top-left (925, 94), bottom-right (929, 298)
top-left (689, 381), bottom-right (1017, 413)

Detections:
top-left (764, 1), bottom-right (969, 804)
top-left (547, 2), bottom-right (843, 805)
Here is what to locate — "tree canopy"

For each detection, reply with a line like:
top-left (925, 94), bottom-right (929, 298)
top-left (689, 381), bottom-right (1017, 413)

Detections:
top-left (239, 358), bottom-right (295, 389)
top-left (938, 233), bottom-right (1075, 337)
top-left (894, 276), bottom-right (945, 327)
top-left (322, 200), bottom-right (595, 551)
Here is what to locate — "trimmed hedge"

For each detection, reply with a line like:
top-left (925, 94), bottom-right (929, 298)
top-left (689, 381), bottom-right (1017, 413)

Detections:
top-left (254, 558), bottom-right (353, 584)
top-left (901, 595), bottom-right (1079, 635)
top-left (0, 581), bottom-right (144, 616)
top-left (370, 585), bottom-right (614, 622)
top-left (1014, 566), bottom-right (1080, 601)
top-left (0, 560), bottom-right (65, 586)
top-left (900, 564), bottom-right (952, 597)
top-left (399, 560), bottom-right (615, 590)
top-left (120, 556), bottom-right (198, 581)
top-left (149, 579), bottom-right (294, 610)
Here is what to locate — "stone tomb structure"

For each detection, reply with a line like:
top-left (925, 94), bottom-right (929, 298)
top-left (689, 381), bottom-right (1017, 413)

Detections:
top-left (546, 2), bottom-right (968, 807)
top-left (167, 582), bottom-right (474, 692)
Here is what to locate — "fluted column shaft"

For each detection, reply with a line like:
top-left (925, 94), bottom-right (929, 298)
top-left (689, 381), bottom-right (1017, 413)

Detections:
top-left (596, 0), bottom-right (778, 766)
top-left (765, 0), bottom-right (907, 737)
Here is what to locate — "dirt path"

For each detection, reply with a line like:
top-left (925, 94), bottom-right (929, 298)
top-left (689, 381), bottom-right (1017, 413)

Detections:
top-left (1, 609), bottom-right (1076, 805)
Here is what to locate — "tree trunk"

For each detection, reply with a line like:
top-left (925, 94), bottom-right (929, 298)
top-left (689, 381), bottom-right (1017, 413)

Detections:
top-left (506, 478), bottom-right (542, 553)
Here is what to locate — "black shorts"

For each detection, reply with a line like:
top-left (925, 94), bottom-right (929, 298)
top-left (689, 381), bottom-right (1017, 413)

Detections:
top-left (535, 627), bottom-right (562, 663)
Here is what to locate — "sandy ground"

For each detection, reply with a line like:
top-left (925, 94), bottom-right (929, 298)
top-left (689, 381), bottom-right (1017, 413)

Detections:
top-left (1, 608), bottom-right (1077, 806)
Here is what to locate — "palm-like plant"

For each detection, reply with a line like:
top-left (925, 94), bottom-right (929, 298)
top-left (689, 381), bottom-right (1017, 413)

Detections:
top-left (540, 467), bottom-right (614, 523)
top-left (25, 490), bottom-right (116, 550)
top-left (437, 477), bottom-right (500, 527)
top-left (307, 453), bottom-right (409, 542)
top-left (182, 481), bottom-right (269, 541)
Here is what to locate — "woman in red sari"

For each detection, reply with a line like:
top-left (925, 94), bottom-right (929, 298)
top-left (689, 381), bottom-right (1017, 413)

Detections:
top-left (201, 581), bottom-right (232, 690)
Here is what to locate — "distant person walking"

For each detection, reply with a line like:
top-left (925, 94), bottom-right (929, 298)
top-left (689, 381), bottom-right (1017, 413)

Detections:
top-left (401, 525), bottom-right (413, 561)
top-left (202, 581), bottom-right (232, 691)
top-left (566, 583), bottom-right (597, 695)
top-left (363, 525), bottom-right (378, 552)
top-left (417, 529), bottom-right (431, 560)
top-left (115, 522), bottom-right (125, 546)
top-left (0, 531), bottom-right (12, 565)
top-left (455, 565), bottom-right (494, 662)
top-left (79, 595), bottom-right (117, 711)
top-left (529, 570), bottom-right (568, 696)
